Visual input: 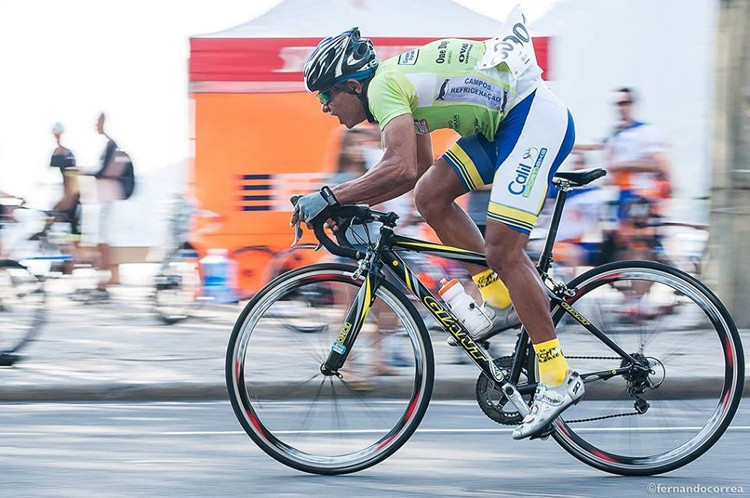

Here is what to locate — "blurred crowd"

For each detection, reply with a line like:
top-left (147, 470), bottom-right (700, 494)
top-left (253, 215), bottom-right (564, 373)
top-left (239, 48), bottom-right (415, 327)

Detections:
top-left (0, 113), bottom-right (135, 302)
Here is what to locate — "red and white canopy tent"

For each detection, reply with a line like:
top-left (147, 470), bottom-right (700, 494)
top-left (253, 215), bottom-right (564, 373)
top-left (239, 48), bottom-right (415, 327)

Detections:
top-left (190, 0), bottom-right (550, 93)
top-left (188, 0), bottom-right (551, 294)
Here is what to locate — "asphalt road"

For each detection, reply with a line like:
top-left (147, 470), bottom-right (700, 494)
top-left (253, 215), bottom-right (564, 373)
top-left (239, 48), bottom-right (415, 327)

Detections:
top-left (0, 400), bottom-right (747, 497)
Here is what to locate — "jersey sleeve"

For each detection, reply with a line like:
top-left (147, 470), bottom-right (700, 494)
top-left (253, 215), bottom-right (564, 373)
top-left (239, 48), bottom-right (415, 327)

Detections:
top-left (64, 150), bottom-right (76, 168)
top-left (367, 70), bottom-right (415, 131)
top-left (642, 125), bottom-right (668, 155)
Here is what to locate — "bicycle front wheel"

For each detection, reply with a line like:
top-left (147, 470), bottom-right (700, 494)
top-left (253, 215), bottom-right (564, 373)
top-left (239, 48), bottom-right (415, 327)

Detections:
top-left (152, 248), bottom-right (201, 325)
top-left (550, 260), bottom-right (744, 475)
top-left (0, 259), bottom-right (45, 356)
top-left (226, 263), bottom-right (434, 475)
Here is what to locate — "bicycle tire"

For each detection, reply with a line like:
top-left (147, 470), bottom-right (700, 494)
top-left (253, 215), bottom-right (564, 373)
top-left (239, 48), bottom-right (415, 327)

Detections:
top-left (226, 263), bottom-right (434, 475)
top-left (231, 243), bottom-right (319, 301)
top-left (548, 260), bottom-right (743, 475)
top-left (152, 247), bottom-right (202, 325)
top-left (0, 259), bottom-right (46, 356)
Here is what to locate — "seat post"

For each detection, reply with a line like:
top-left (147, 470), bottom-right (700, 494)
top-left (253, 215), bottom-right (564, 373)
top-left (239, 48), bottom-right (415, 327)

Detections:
top-left (537, 182), bottom-right (571, 273)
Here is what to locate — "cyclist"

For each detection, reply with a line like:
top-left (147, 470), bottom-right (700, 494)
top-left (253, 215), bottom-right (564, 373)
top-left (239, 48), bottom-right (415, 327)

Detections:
top-left (291, 6), bottom-right (583, 440)
top-left (49, 122), bottom-right (82, 266)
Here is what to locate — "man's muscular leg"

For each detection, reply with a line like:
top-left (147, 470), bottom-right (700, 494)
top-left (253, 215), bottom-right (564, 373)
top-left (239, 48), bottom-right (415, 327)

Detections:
top-left (484, 219), bottom-right (569, 386)
top-left (414, 159), bottom-right (510, 308)
top-left (414, 159), bottom-right (485, 271)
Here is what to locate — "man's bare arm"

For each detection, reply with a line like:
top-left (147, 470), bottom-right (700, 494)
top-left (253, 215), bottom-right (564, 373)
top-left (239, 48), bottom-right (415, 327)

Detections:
top-left (609, 152), bottom-right (671, 180)
top-left (572, 143), bottom-right (604, 152)
top-left (331, 114), bottom-right (420, 206)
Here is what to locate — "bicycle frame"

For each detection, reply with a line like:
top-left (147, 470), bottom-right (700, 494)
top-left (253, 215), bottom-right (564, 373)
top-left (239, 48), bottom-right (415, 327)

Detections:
top-left (319, 174), bottom-right (646, 414)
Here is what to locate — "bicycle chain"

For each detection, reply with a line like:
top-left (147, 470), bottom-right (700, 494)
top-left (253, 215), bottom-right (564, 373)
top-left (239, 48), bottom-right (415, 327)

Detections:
top-left (562, 356), bottom-right (643, 423)
top-left (480, 355), bottom-right (645, 424)
top-left (565, 410), bottom-right (641, 424)
top-left (566, 355), bottom-right (622, 360)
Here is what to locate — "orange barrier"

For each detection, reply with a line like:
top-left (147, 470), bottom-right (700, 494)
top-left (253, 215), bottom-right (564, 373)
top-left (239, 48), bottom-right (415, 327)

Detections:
top-left (190, 91), bottom-right (459, 294)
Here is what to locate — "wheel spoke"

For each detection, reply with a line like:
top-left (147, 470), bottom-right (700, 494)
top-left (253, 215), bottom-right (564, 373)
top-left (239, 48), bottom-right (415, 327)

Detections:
top-left (552, 261), bottom-right (743, 475)
top-left (226, 264), bottom-right (433, 474)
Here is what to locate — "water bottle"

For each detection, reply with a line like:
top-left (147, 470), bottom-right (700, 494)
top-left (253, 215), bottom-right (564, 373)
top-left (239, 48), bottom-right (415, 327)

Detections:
top-left (438, 278), bottom-right (492, 337)
top-left (200, 248), bottom-right (237, 303)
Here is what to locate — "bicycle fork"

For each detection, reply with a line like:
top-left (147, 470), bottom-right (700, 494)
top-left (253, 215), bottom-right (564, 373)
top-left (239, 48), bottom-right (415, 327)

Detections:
top-left (320, 264), bottom-right (380, 376)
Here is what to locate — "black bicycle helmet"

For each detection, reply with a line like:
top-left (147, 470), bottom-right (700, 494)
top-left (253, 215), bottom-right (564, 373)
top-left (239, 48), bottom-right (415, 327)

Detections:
top-left (303, 27), bottom-right (379, 92)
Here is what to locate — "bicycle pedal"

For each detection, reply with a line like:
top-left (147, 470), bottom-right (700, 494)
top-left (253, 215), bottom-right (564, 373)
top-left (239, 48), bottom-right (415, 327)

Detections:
top-left (0, 353), bottom-right (22, 367)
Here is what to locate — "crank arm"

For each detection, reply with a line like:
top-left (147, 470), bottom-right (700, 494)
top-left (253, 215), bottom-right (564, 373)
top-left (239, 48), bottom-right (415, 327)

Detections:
top-left (502, 383), bottom-right (530, 417)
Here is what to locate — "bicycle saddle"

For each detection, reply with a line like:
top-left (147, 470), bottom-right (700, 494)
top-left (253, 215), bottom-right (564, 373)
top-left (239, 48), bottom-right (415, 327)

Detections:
top-left (553, 168), bottom-right (607, 187)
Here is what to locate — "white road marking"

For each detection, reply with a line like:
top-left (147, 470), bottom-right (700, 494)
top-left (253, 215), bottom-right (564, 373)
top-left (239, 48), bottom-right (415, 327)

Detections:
top-left (0, 426), bottom-right (748, 437)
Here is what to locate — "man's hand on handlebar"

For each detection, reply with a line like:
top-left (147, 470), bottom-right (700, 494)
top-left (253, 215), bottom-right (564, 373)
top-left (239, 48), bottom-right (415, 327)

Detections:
top-left (289, 186), bottom-right (339, 227)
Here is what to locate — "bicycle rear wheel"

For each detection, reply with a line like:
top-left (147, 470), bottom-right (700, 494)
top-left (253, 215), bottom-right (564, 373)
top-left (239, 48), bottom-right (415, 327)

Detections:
top-left (226, 263), bottom-right (434, 475)
top-left (550, 260), bottom-right (743, 475)
top-left (152, 247), bottom-right (202, 324)
top-left (0, 259), bottom-right (45, 359)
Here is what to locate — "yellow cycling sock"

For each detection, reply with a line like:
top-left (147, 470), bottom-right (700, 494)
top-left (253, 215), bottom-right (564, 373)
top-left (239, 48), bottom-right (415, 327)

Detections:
top-left (472, 269), bottom-right (512, 309)
top-left (534, 338), bottom-right (570, 387)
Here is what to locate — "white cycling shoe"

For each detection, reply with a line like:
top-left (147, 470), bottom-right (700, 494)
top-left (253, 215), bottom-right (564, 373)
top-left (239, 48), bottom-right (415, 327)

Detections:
top-left (512, 370), bottom-right (584, 440)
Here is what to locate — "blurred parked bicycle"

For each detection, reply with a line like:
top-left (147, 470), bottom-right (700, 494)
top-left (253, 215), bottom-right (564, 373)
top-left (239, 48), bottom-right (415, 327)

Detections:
top-left (152, 195), bottom-right (319, 324)
top-left (0, 198), bottom-right (46, 366)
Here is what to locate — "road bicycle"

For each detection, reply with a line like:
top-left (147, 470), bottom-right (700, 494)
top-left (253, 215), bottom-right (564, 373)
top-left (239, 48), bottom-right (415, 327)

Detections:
top-left (0, 259), bottom-right (45, 366)
top-left (530, 190), bottom-right (711, 284)
top-left (153, 242), bottom-right (322, 325)
top-left (226, 168), bottom-right (744, 476)
top-left (152, 195), bottom-right (325, 324)
top-left (0, 200), bottom-right (46, 365)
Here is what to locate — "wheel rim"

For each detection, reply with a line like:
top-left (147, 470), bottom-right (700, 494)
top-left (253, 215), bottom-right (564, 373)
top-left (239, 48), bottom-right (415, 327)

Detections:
top-left (154, 258), bottom-right (200, 321)
top-left (229, 267), bottom-right (430, 471)
top-left (551, 264), bottom-right (741, 472)
top-left (0, 263), bottom-right (45, 354)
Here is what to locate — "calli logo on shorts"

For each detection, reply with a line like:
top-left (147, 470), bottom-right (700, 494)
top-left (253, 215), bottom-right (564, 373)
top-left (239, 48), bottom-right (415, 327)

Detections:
top-left (508, 147), bottom-right (548, 197)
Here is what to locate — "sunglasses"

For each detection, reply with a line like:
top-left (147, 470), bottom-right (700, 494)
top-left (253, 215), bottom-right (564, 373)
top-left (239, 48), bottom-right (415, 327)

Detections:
top-left (317, 89), bottom-right (333, 105)
top-left (616, 100), bottom-right (633, 106)
top-left (317, 84), bottom-right (358, 105)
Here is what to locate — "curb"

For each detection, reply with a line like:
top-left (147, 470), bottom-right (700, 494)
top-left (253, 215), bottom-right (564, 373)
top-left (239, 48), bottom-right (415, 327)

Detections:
top-left (0, 377), bottom-right (742, 402)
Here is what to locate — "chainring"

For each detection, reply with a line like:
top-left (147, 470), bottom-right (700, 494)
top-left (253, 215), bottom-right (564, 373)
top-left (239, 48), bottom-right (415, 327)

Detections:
top-left (475, 356), bottom-right (534, 426)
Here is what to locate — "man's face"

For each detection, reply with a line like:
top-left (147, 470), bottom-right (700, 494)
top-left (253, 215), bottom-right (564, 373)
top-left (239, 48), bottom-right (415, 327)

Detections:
top-left (319, 81), bottom-right (367, 129)
top-left (614, 91), bottom-right (634, 121)
top-left (96, 115), bottom-right (105, 134)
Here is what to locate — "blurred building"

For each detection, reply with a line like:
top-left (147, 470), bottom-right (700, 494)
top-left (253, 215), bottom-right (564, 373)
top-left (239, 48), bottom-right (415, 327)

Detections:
top-left (534, 0), bottom-right (718, 224)
top-left (712, 0), bottom-right (750, 327)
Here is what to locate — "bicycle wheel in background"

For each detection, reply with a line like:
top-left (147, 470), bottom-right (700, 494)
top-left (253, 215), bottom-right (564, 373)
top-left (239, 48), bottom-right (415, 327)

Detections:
top-left (549, 260), bottom-right (743, 475)
top-left (152, 247), bottom-right (202, 324)
top-left (0, 259), bottom-right (45, 363)
top-left (226, 263), bottom-right (434, 475)
top-left (231, 243), bottom-right (319, 300)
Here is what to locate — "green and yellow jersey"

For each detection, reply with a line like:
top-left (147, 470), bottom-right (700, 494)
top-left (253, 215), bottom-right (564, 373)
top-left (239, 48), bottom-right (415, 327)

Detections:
top-left (367, 37), bottom-right (539, 140)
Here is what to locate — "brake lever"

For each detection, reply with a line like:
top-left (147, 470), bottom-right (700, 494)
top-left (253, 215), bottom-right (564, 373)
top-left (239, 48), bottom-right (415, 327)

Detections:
top-left (290, 195), bottom-right (304, 248)
top-left (291, 219), bottom-right (303, 248)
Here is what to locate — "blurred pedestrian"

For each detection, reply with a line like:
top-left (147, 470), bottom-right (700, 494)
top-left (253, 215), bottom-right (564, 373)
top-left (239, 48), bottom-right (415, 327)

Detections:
top-left (576, 87), bottom-right (672, 262)
top-left (605, 88), bottom-right (671, 262)
top-left (86, 112), bottom-right (124, 301)
top-left (49, 122), bottom-right (82, 269)
top-left (332, 126), bottom-right (373, 185)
